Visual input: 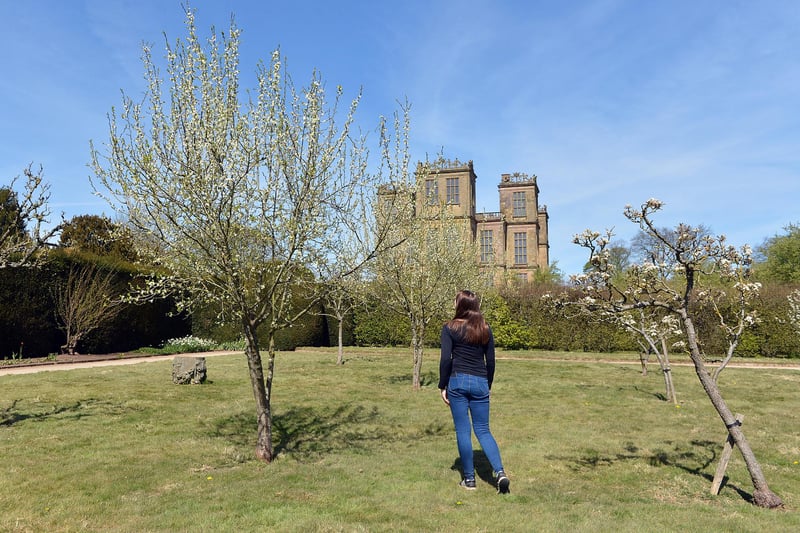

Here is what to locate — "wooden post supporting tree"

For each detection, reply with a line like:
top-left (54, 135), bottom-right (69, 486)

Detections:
top-left (711, 413), bottom-right (744, 495)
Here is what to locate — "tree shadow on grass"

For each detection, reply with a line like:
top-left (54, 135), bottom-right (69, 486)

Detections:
top-left (210, 403), bottom-right (449, 461)
top-left (1, 398), bottom-right (122, 427)
top-left (545, 439), bottom-right (753, 503)
top-left (649, 440), bottom-right (753, 503)
top-left (630, 384), bottom-right (672, 403)
top-left (273, 404), bottom-right (386, 457)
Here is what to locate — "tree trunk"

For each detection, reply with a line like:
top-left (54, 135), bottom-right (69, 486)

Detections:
top-left (242, 319), bottom-right (274, 463)
top-left (712, 324), bottom-right (742, 383)
top-left (411, 318), bottom-right (425, 390)
top-left (63, 333), bottom-right (80, 355)
top-left (336, 317), bottom-right (344, 365)
top-left (664, 367), bottom-right (676, 405)
top-left (265, 331), bottom-right (277, 458)
top-left (639, 331), bottom-right (675, 403)
top-left (681, 312), bottom-right (782, 508)
top-left (659, 336), bottom-right (677, 405)
top-left (638, 349), bottom-right (648, 376)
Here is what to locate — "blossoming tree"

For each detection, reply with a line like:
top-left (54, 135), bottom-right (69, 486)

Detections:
top-left (91, 10), bottom-right (407, 462)
top-left (568, 199), bottom-right (782, 508)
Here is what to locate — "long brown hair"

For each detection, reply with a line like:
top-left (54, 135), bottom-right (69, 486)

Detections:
top-left (447, 290), bottom-right (490, 345)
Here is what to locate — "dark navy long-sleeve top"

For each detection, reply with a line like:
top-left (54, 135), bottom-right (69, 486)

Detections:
top-left (438, 323), bottom-right (496, 390)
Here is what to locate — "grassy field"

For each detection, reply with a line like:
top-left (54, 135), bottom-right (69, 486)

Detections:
top-left (1, 347), bottom-right (798, 532)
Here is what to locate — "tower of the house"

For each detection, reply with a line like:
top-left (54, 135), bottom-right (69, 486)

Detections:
top-left (416, 159), bottom-right (478, 239)
top-left (496, 172), bottom-right (548, 281)
top-left (411, 160), bottom-right (550, 284)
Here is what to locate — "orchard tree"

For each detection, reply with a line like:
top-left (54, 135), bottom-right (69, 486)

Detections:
top-left (372, 160), bottom-right (488, 390)
top-left (568, 199), bottom-right (782, 509)
top-left (625, 310), bottom-right (682, 402)
top-left (90, 10), bottom-right (406, 462)
top-left (582, 240), bottom-right (630, 283)
top-left (560, 230), bottom-right (681, 402)
top-left (0, 164), bottom-right (61, 268)
top-left (705, 268), bottom-right (762, 383)
top-left (629, 224), bottom-right (712, 265)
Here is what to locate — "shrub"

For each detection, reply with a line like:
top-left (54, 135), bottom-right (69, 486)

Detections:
top-left (163, 335), bottom-right (217, 353)
top-left (482, 294), bottom-right (535, 349)
top-left (191, 286), bottom-right (329, 351)
top-left (353, 296), bottom-right (409, 346)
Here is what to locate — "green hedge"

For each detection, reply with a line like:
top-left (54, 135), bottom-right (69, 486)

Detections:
top-left (500, 282), bottom-right (799, 357)
top-left (12, 259), bottom-right (786, 359)
top-left (345, 281), bottom-right (800, 357)
top-left (0, 254), bottom-right (190, 358)
top-left (0, 264), bottom-right (62, 358)
top-left (497, 284), bottom-right (638, 353)
top-left (352, 293), bottom-right (445, 348)
top-left (190, 293), bottom-right (329, 352)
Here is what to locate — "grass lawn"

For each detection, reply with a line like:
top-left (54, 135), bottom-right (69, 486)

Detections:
top-left (1, 347), bottom-right (799, 532)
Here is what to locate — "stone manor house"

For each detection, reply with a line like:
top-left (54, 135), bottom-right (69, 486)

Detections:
top-left (398, 159), bottom-right (550, 282)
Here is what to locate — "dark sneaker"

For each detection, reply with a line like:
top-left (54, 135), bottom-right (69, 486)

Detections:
top-left (459, 478), bottom-right (476, 490)
top-left (496, 471), bottom-right (510, 494)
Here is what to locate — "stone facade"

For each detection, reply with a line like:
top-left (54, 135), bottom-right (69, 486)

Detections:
top-left (417, 159), bottom-right (549, 282)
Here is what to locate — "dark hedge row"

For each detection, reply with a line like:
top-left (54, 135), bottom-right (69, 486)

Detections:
top-left (348, 285), bottom-right (637, 353)
top-left (0, 254), bottom-right (191, 358)
top-left (2, 255), bottom-right (336, 359)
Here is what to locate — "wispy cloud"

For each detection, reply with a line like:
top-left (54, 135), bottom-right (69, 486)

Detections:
top-left (2, 0), bottom-right (799, 276)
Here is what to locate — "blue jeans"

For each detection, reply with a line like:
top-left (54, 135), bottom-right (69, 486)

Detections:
top-left (447, 373), bottom-right (504, 480)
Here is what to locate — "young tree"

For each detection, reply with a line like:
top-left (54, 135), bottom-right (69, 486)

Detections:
top-left (568, 199), bottom-right (782, 509)
top-left (610, 307), bottom-right (681, 403)
top-left (626, 310), bottom-right (682, 399)
top-left (706, 273), bottom-right (761, 383)
top-left (372, 161), bottom-right (488, 390)
top-left (90, 9), bottom-right (406, 462)
top-left (559, 232), bottom-right (681, 402)
top-left (320, 274), bottom-right (364, 365)
top-left (53, 263), bottom-right (125, 354)
top-left (0, 164), bottom-right (61, 268)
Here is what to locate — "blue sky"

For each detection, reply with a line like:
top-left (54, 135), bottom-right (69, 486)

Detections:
top-left (2, 0), bottom-right (799, 276)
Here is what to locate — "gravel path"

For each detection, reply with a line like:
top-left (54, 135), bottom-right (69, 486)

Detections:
top-left (2, 350), bottom-right (798, 377)
top-left (0, 351), bottom-right (241, 376)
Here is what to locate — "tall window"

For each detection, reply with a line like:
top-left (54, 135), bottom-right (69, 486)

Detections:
top-left (514, 232), bottom-right (527, 265)
top-left (480, 230), bottom-right (493, 263)
top-left (446, 177), bottom-right (460, 205)
top-left (425, 179), bottom-right (438, 205)
top-left (512, 191), bottom-right (526, 217)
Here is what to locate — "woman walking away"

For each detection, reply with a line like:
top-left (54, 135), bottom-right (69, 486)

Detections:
top-left (438, 290), bottom-right (510, 494)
